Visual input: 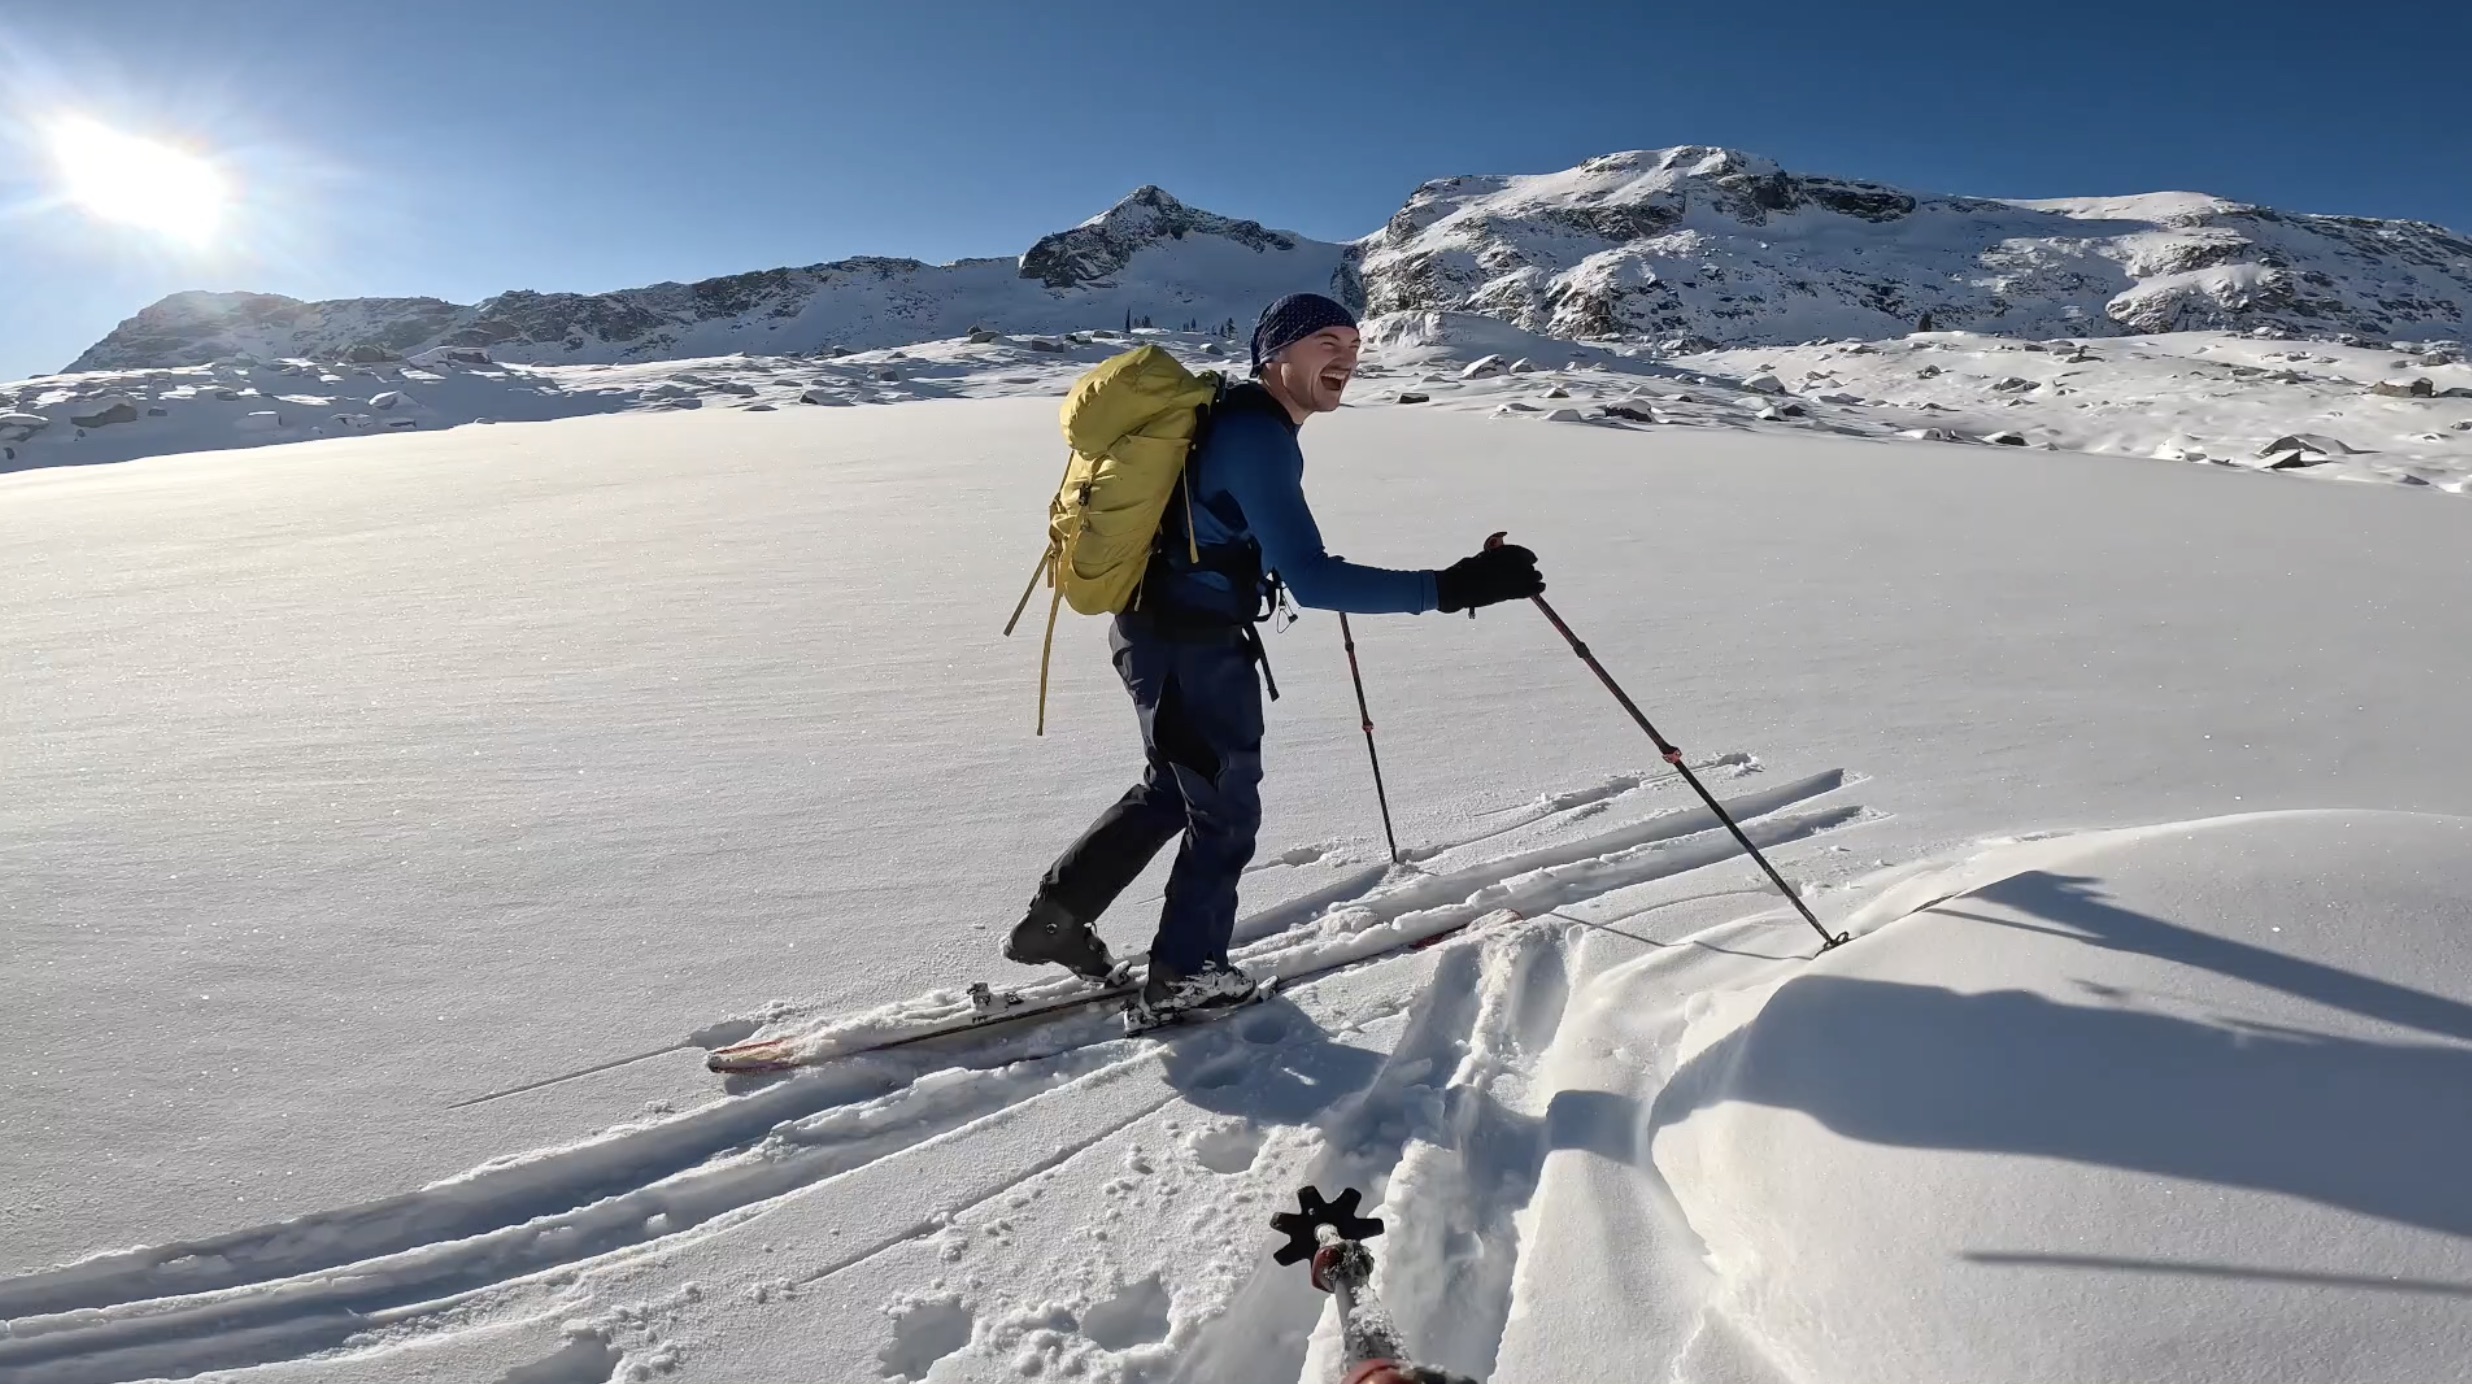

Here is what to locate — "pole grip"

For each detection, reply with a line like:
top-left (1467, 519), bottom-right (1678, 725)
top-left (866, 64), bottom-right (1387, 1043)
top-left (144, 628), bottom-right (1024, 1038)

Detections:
top-left (1473, 531), bottom-right (1507, 618)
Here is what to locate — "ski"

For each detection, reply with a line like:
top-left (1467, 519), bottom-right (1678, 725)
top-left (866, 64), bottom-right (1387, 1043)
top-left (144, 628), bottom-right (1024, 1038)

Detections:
top-left (707, 976), bottom-right (1142, 1074)
top-left (706, 908), bottom-right (1510, 1076)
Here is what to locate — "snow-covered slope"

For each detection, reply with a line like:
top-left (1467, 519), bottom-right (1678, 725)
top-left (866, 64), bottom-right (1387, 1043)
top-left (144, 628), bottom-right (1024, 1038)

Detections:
top-left (18, 314), bottom-right (2469, 495)
top-left (7, 398), bottom-right (2471, 1381)
top-left (64, 150), bottom-right (2472, 376)
top-left (64, 187), bottom-right (1356, 371)
top-left (1507, 810), bottom-right (2472, 1384)
top-left (1360, 146), bottom-right (2472, 345)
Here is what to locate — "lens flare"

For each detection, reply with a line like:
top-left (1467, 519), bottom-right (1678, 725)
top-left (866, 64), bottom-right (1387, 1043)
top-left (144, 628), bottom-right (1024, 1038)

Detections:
top-left (47, 116), bottom-right (227, 244)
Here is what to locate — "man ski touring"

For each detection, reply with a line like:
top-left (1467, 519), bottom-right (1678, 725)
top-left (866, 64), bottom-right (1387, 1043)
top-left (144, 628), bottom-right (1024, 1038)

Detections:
top-left (1006, 292), bottom-right (1547, 1028)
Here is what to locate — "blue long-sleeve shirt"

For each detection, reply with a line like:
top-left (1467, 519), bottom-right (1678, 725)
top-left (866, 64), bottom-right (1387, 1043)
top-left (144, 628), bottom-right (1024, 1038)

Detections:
top-left (1147, 384), bottom-right (1439, 621)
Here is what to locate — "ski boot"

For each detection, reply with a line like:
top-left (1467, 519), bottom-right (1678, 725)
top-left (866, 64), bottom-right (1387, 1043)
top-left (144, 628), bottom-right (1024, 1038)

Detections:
top-left (1125, 959), bottom-right (1263, 1033)
top-left (1002, 897), bottom-right (1125, 985)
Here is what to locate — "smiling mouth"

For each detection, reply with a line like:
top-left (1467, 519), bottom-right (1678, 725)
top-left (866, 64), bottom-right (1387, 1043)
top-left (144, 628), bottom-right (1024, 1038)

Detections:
top-left (1319, 370), bottom-right (1350, 390)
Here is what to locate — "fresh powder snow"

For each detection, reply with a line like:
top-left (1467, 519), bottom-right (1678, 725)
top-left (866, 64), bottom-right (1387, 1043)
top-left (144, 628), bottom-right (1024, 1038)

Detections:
top-left (7, 333), bottom-right (2470, 1383)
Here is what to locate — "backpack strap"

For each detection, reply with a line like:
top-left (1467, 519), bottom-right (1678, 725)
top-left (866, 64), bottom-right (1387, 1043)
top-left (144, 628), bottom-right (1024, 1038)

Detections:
top-left (1034, 577), bottom-right (1066, 736)
top-left (1001, 452), bottom-right (1081, 734)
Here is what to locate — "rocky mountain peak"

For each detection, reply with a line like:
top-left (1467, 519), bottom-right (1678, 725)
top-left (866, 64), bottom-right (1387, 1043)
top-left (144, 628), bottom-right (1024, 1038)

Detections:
top-left (1017, 185), bottom-right (1301, 290)
top-left (1360, 146), bottom-right (2467, 344)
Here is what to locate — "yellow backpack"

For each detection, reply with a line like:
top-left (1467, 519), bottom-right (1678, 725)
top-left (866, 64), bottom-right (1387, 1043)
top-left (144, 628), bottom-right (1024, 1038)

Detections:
top-left (1004, 345), bottom-right (1223, 733)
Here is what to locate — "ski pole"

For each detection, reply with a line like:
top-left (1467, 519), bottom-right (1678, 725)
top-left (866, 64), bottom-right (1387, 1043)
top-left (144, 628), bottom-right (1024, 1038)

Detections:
top-left (1273, 1186), bottom-right (1482, 1384)
top-left (1483, 532), bottom-right (1847, 951)
top-left (1337, 613), bottom-right (1404, 865)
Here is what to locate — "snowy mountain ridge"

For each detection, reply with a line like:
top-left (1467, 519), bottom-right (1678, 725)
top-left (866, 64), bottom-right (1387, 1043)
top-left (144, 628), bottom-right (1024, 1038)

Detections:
top-left (64, 147), bottom-right (2471, 373)
top-left (68, 185), bottom-right (1355, 373)
top-left (1361, 146), bottom-right (2472, 346)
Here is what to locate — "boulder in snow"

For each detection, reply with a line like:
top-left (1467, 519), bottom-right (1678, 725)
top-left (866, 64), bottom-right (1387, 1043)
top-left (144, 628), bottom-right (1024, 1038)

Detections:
top-left (2, 411), bottom-right (51, 432)
top-left (1509, 358), bottom-right (1537, 374)
top-left (1395, 392), bottom-right (1430, 404)
top-left (385, 418), bottom-right (419, 430)
top-left (967, 328), bottom-right (1000, 344)
top-left (1983, 430), bottom-right (2028, 446)
top-left (344, 344), bottom-right (398, 364)
top-left (234, 410), bottom-right (285, 432)
top-left (2258, 433), bottom-right (2360, 459)
top-left (1601, 403), bottom-right (1657, 423)
top-left (71, 399), bottom-right (140, 428)
top-left (1899, 427), bottom-right (1961, 441)
top-left (1028, 339), bottom-right (1068, 353)
top-left (1742, 372), bottom-right (1786, 394)
top-left (798, 388), bottom-right (851, 406)
top-left (1544, 386), bottom-right (1570, 399)
top-left (1990, 376), bottom-right (2038, 393)
top-left (408, 345), bottom-right (491, 369)
top-left (1543, 407), bottom-right (1586, 422)
top-left (370, 391), bottom-right (408, 410)
top-left (2371, 378), bottom-right (2434, 398)
top-left (1916, 364), bottom-right (1943, 379)
top-left (1461, 354), bottom-right (1508, 379)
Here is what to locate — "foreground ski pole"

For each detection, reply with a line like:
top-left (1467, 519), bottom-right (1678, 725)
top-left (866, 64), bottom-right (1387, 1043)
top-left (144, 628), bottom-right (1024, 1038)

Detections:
top-left (1273, 1186), bottom-right (1482, 1384)
top-left (1483, 532), bottom-right (1847, 951)
top-left (1337, 613), bottom-right (1404, 864)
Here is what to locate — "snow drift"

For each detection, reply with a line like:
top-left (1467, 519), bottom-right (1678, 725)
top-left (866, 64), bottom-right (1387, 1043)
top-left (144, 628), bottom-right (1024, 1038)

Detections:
top-left (1604, 811), bottom-right (2472, 1382)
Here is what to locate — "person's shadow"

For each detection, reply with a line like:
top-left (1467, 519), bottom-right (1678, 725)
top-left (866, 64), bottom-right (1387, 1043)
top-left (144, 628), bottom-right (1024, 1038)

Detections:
top-left (1156, 996), bottom-right (1387, 1123)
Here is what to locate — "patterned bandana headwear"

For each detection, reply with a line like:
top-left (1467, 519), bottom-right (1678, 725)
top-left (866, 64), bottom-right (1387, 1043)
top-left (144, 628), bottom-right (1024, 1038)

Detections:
top-left (1248, 293), bottom-right (1359, 375)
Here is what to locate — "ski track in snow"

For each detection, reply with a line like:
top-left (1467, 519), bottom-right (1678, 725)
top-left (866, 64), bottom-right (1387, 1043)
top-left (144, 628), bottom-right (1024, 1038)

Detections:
top-left (692, 757), bottom-right (1820, 1068)
top-left (1169, 925), bottom-right (1576, 1384)
top-left (0, 767), bottom-right (1869, 1384)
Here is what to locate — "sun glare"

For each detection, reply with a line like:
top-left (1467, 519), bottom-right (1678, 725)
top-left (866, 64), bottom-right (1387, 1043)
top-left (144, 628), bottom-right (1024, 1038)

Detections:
top-left (48, 116), bottom-right (227, 244)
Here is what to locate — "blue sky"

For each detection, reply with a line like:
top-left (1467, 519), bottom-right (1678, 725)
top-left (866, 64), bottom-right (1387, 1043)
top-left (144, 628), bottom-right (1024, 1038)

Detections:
top-left (2, 0), bottom-right (2465, 380)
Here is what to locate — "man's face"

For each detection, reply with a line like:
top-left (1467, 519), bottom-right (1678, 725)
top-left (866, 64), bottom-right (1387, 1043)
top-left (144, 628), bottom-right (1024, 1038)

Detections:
top-left (1265, 326), bottom-right (1361, 416)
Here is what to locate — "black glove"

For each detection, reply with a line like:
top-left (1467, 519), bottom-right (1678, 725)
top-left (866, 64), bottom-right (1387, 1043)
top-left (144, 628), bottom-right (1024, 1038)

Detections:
top-left (1434, 543), bottom-right (1543, 613)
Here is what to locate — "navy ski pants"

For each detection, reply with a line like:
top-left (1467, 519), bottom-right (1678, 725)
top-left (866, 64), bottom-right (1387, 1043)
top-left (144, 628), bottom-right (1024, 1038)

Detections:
top-left (1038, 615), bottom-right (1264, 976)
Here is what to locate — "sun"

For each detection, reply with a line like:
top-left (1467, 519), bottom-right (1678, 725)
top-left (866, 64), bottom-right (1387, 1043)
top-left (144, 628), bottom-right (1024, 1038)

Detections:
top-left (47, 117), bottom-right (228, 245)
